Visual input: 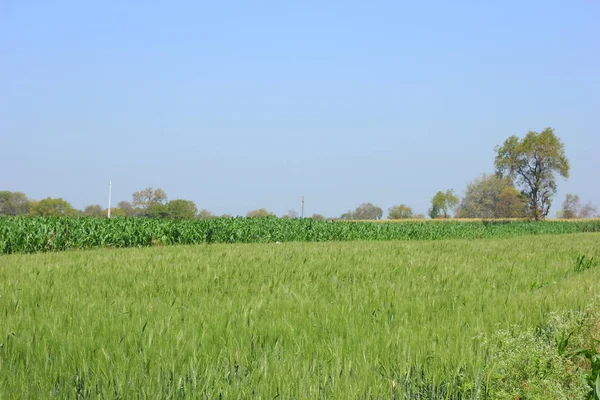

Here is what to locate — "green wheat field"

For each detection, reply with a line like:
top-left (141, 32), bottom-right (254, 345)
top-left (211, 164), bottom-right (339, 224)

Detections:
top-left (1, 232), bottom-right (600, 398)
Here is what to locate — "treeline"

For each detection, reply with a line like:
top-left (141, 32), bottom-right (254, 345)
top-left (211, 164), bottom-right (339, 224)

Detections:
top-left (1, 128), bottom-right (598, 221)
top-left (0, 188), bottom-right (329, 220)
top-left (1, 182), bottom-right (596, 222)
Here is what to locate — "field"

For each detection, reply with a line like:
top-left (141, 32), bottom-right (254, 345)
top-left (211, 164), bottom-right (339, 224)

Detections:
top-left (2, 233), bottom-right (600, 398)
top-left (2, 216), bottom-right (600, 254)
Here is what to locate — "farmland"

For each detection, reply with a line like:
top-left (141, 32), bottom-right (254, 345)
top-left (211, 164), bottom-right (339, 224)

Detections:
top-left (1, 233), bottom-right (600, 398)
top-left (1, 216), bottom-right (600, 255)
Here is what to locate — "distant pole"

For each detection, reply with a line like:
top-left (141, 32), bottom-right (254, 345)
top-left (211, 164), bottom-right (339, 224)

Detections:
top-left (301, 196), bottom-right (305, 218)
top-left (107, 180), bottom-right (112, 218)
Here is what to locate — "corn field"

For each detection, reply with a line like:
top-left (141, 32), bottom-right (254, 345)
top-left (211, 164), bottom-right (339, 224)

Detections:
top-left (1, 216), bottom-right (599, 255)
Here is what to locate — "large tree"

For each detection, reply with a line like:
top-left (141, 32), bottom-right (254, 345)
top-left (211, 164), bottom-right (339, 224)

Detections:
top-left (428, 190), bottom-right (458, 219)
top-left (311, 213), bottom-right (325, 221)
top-left (166, 199), bottom-right (198, 220)
top-left (496, 187), bottom-right (528, 218)
top-left (495, 128), bottom-right (569, 220)
top-left (388, 204), bottom-right (414, 219)
top-left (0, 191), bottom-right (31, 216)
top-left (559, 194), bottom-right (597, 219)
top-left (341, 203), bottom-right (383, 220)
top-left (82, 204), bottom-right (105, 217)
top-left (456, 174), bottom-right (527, 218)
top-left (247, 208), bottom-right (274, 218)
top-left (132, 188), bottom-right (168, 210)
top-left (198, 209), bottom-right (216, 219)
top-left (30, 198), bottom-right (78, 217)
top-left (117, 201), bottom-right (135, 217)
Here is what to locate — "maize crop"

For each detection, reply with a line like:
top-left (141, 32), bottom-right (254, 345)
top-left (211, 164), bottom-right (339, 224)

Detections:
top-left (1, 216), bottom-right (599, 255)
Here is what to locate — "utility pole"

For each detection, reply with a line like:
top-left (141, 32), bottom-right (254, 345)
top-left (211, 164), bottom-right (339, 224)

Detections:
top-left (301, 196), bottom-right (305, 218)
top-left (107, 180), bottom-right (112, 218)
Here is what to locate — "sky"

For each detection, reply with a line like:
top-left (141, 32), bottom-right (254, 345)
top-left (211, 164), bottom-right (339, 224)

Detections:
top-left (1, 0), bottom-right (599, 217)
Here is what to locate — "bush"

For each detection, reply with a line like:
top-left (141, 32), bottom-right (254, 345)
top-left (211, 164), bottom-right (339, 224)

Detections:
top-left (482, 300), bottom-right (600, 399)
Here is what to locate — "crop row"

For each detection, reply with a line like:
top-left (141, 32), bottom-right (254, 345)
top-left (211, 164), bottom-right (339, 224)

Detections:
top-left (1, 216), bottom-right (599, 255)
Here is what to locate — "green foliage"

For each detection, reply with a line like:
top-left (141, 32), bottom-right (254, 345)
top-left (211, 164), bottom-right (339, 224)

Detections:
top-left (482, 326), bottom-right (588, 399)
top-left (0, 191), bottom-right (31, 216)
top-left (479, 299), bottom-right (600, 400)
top-left (246, 208), bottom-right (274, 218)
top-left (1, 217), bottom-right (600, 255)
top-left (1, 234), bottom-right (600, 398)
top-left (197, 209), bottom-right (216, 219)
top-left (116, 201), bottom-right (135, 217)
top-left (82, 204), bottom-right (105, 218)
top-left (165, 199), bottom-right (198, 220)
top-left (429, 189), bottom-right (459, 218)
top-left (29, 197), bottom-right (78, 217)
top-left (131, 187), bottom-right (168, 211)
top-left (388, 204), bottom-right (414, 219)
top-left (456, 174), bottom-right (527, 218)
top-left (496, 186), bottom-right (528, 218)
top-left (574, 254), bottom-right (599, 273)
top-left (495, 128), bottom-right (570, 220)
top-left (310, 213), bottom-right (325, 221)
top-left (107, 207), bottom-right (126, 217)
top-left (143, 202), bottom-right (169, 218)
top-left (340, 202), bottom-right (383, 220)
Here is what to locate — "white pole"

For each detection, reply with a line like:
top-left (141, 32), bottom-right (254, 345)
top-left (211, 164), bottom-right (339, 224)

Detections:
top-left (301, 196), bottom-right (305, 218)
top-left (107, 180), bottom-right (112, 218)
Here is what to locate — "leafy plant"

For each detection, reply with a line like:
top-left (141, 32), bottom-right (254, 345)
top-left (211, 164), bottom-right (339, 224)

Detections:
top-left (574, 255), bottom-right (599, 273)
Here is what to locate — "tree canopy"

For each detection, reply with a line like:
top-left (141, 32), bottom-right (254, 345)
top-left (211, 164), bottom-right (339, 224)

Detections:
top-left (132, 188), bottom-right (168, 211)
top-left (166, 199), bottom-right (198, 220)
top-left (388, 204), bottom-right (414, 219)
top-left (558, 194), bottom-right (597, 219)
top-left (495, 128), bottom-right (569, 220)
top-left (428, 190), bottom-right (458, 219)
top-left (341, 203), bottom-right (383, 220)
top-left (82, 204), bottom-right (105, 218)
top-left (0, 191), bottom-right (31, 216)
top-left (30, 198), bottom-right (78, 217)
top-left (247, 208), bottom-right (275, 218)
top-left (456, 174), bottom-right (527, 218)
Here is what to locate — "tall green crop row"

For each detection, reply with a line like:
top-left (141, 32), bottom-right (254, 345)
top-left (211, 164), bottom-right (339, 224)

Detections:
top-left (1, 216), bottom-right (599, 255)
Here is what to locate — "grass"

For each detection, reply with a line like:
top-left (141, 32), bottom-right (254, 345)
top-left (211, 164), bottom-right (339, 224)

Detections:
top-left (1, 233), bottom-right (600, 398)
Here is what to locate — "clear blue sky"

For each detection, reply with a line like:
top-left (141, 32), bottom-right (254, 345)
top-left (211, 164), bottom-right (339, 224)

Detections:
top-left (1, 1), bottom-right (598, 217)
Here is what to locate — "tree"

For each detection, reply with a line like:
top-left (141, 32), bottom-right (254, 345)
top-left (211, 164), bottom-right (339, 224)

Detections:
top-left (198, 209), bottom-right (216, 219)
top-left (428, 190), bottom-right (458, 219)
top-left (132, 188), bottom-right (168, 210)
top-left (496, 187), bottom-right (528, 218)
top-left (560, 193), bottom-right (580, 219)
top-left (579, 203), bottom-right (598, 219)
top-left (559, 194), bottom-right (597, 219)
top-left (144, 203), bottom-right (169, 218)
top-left (117, 201), bottom-right (135, 217)
top-left (281, 210), bottom-right (299, 219)
top-left (340, 210), bottom-right (354, 220)
top-left (311, 214), bottom-right (325, 221)
top-left (105, 207), bottom-right (126, 217)
top-left (388, 204), bottom-right (414, 219)
top-left (247, 208), bottom-right (274, 218)
top-left (30, 198), bottom-right (78, 217)
top-left (340, 203), bottom-right (383, 220)
top-left (166, 199), bottom-right (198, 220)
top-left (495, 128), bottom-right (569, 220)
top-left (455, 174), bottom-right (527, 218)
top-left (0, 191), bottom-right (31, 216)
top-left (82, 204), bottom-right (105, 217)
